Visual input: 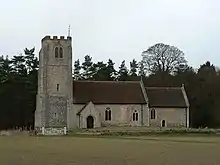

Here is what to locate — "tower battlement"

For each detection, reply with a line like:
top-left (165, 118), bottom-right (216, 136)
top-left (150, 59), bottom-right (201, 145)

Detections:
top-left (42, 35), bottom-right (72, 42)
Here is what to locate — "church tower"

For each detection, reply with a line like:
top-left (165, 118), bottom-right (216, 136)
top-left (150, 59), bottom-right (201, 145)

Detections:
top-left (35, 36), bottom-right (73, 131)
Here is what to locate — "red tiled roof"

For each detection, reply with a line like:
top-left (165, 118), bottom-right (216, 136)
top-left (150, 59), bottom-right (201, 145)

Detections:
top-left (73, 81), bottom-right (146, 104)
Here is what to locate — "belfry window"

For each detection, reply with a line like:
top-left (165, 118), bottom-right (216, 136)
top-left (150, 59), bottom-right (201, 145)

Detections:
top-left (55, 47), bottom-right (59, 58)
top-left (59, 47), bottom-right (63, 58)
top-left (55, 47), bottom-right (63, 58)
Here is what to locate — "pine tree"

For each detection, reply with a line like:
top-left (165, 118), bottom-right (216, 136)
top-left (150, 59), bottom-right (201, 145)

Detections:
top-left (138, 61), bottom-right (145, 76)
top-left (117, 60), bottom-right (128, 81)
top-left (24, 47), bottom-right (38, 74)
top-left (81, 55), bottom-right (94, 80)
top-left (93, 61), bottom-right (108, 80)
top-left (0, 55), bottom-right (11, 83)
top-left (129, 59), bottom-right (138, 76)
top-left (106, 59), bottom-right (117, 80)
top-left (11, 55), bottom-right (27, 75)
top-left (73, 59), bottom-right (81, 80)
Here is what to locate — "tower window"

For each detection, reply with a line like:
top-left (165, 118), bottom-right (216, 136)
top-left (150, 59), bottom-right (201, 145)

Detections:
top-left (55, 46), bottom-right (63, 58)
top-left (59, 47), bottom-right (63, 58)
top-left (55, 47), bottom-right (59, 58)
top-left (56, 84), bottom-right (60, 91)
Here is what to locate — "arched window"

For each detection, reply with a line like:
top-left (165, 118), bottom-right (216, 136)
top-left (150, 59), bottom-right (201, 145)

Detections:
top-left (133, 110), bottom-right (138, 121)
top-left (56, 84), bottom-right (60, 91)
top-left (55, 47), bottom-right (59, 58)
top-left (59, 47), bottom-right (63, 58)
top-left (55, 47), bottom-right (63, 58)
top-left (162, 120), bottom-right (166, 127)
top-left (150, 109), bottom-right (156, 119)
top-left (105, 107), bottom-right (111, 121)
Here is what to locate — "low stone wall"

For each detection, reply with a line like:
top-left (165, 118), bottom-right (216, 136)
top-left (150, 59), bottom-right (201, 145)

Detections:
top-left (70, 126), bottom-right (220, 136)
top-left (37, 127), bottom-right (67, 136)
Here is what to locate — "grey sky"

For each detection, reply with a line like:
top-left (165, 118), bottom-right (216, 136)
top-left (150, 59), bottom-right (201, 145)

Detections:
top-left (0, 0), bottom-right (220, 69)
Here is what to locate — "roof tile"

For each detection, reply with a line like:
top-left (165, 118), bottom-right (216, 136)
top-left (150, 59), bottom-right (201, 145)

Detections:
top-left (145, 87), bottom-right (187, 108)
top-left (73, 81), bottom-right (146, 104)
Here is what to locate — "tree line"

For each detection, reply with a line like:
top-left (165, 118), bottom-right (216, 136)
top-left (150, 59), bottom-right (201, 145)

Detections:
top-left (0, 43), bottom-right (220, 130)
top-left (74, 55), bottom-right (141, 81)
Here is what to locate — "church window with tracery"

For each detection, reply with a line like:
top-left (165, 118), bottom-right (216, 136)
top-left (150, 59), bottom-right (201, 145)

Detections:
top-left (105, 107), bottom-right (111, 121)
top-left (150, 109), bottom-right (156, 119)
top-left (59, 47), bottom-right (63, 58)
top-left (55, 46), bottom-right (63, 58)
top-left (55, 47), bottom-right (59, 58)
top-left (133, 110), bottom-right (138, 121)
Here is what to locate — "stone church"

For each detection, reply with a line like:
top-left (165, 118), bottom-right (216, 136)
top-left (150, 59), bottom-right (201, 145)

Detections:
top-left (35, 36), bottom-right (190, 132)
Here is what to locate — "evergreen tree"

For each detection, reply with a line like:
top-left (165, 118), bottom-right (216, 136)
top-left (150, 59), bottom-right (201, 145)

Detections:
top-left (106, 59), bottom-right (117, 80)
top-left (117, 60), bottom-right (128, 81)
top-left (0, 48), bottom-right (38, 130)
top-left (73, 59), bottom-right (81, 80)
top-left (93, 61), bottom-right (108, 80)
top-left (138, 61), bottom-right (145, 76)
top-left (0, 55), bottom-right (11, 83)
top-left (11, 55), bottom-right (27, 75)
top-left (24, 47), bottom-right (38, 73)
top-left (92, 59), bottom-right (117, 81)
top-left (81, 55), bottom-right (94, 80)
top-left (129, 59), bottom-right (138, 76)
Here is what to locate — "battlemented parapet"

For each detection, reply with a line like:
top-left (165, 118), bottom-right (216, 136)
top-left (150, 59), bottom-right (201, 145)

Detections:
top-left (41, 36), bottom-right (72, 42)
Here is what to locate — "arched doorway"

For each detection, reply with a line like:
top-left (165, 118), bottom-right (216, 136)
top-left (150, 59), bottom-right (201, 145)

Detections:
top-left (87, 116), bottom-right (94, 128)
top-left (162, 120), bottom-right (166, 127)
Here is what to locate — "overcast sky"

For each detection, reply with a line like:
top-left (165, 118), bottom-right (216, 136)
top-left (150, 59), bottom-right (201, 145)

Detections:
top-left (0, 0), bottom-right (220, 68)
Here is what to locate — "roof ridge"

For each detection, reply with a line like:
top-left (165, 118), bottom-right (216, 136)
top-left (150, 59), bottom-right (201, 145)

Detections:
top-left (145, 87), bottom-right (181, 89)
top-left (73, 80), bottom-right (140, 83)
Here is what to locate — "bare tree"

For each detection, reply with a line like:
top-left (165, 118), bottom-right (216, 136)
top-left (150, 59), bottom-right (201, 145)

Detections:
top-left (141, 43), bottom-right (187, 74)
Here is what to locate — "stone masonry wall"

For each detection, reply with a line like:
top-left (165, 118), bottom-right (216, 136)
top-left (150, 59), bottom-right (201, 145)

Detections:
top-left (35, 36), bottom-right (73, 130)
top-left (69, 104), bottom-right (149, 128)
top-left (149, 107), bottom-right (186, 127)
top-left (46, 96), bottom-right (67, 127)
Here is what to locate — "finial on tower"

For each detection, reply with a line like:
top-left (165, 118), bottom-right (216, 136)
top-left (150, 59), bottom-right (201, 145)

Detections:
top-left (68, 25), bottom-right (71, 37)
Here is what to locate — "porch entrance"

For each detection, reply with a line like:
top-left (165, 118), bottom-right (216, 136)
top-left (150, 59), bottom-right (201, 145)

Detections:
top-left (87, 116), bottom-right (94, 128)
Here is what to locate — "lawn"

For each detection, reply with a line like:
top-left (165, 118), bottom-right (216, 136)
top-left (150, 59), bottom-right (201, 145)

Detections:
top-left (0, 135), bottom-right (220, 165)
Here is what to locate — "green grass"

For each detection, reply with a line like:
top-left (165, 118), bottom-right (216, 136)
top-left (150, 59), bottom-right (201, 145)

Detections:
top-left (0, 135), bottom-right (220, 165)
